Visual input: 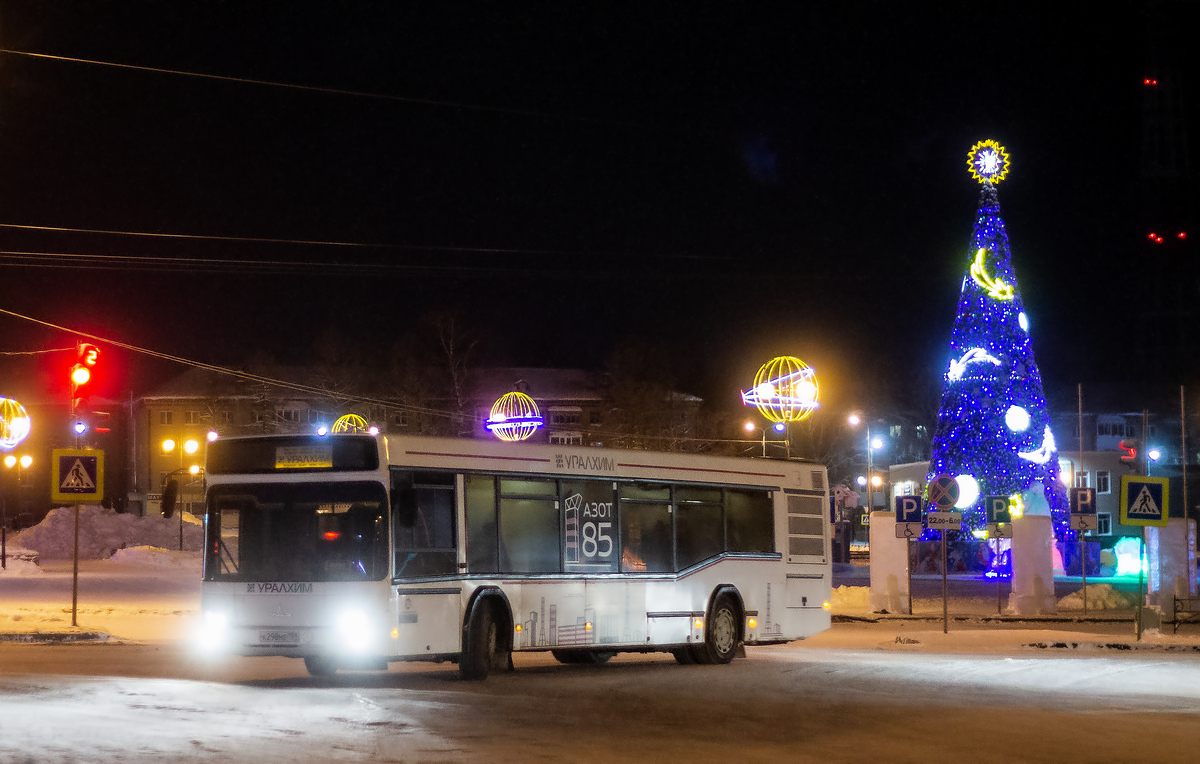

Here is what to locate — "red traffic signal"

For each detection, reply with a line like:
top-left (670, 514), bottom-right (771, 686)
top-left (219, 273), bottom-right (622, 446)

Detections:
top-left (1118, 438), bottom-right (1140, 463)
top-left (70, 342), bottom-right (101, 414)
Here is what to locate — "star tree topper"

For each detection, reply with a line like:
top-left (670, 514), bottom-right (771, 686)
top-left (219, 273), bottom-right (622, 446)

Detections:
top-left (967, 139), bottom-right (1010, 185)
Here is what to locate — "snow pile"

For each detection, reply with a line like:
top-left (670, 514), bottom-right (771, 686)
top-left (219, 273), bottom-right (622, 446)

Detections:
top-left (12, 505), bottom-right (204, 561)
top-left (108, 545), bottom-right (203, 573)
top-left (1057, 583), bottom-right (1139, 611)
top-left (0, 548), bottom-right (42, 576)
top-left (832, 585), bottom-right (869, 612)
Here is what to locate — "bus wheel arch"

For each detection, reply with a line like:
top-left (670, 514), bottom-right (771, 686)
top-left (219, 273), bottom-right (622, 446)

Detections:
top-left (694, 586), bottom-right (744, 665)
top-left (460, 588), bottom-right (514, 680)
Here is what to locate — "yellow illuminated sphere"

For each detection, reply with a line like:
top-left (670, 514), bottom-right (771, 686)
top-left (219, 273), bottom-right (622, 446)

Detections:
top-left (0, 397), bottom-right (32, 449)
top-left (741, 356), bottom-right (820, 423)
top-left (967, 139), bottom-right (1010, 185)
top-left (332, 414), bottom-right (370, 433)
top-left (487, 392), bottom-right (544, 442)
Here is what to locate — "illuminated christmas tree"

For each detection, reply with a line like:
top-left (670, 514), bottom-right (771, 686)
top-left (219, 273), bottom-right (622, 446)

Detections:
top-left (928, 140), bottom-right (1069, 537)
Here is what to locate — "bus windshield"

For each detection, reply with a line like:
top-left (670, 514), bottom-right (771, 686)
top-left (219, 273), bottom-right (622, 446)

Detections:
top-left (204, 481), bottom-right (389, 582)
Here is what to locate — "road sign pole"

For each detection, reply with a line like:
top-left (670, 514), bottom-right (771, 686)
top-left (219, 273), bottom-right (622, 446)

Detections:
top-left (1137, 533), bottom-right (1145, 641)
top-left (942, 531), bottom-right (949, 634)
top-left (908, 538), bottom-right (914, 616)
top-left (71, 504), bottom-right (79, 628)
top-left (1081, 529), bottom-right (1088, 618)
top-left (997, 556), bottom-right (1002, 616)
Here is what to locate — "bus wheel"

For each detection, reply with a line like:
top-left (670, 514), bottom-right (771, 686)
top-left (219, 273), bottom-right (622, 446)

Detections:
top-left (672, 648), bottom-right (697, 665)
top-left (304, 655), bottom-right (338, 677)
top-left (697, 594), bottom-right (740, 665)
top-left (551, 650), bottom-right (579, 664)
top-left (461, 602), bottom-right (509, 680)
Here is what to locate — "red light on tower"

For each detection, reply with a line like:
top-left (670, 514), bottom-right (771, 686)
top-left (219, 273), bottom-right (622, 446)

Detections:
top-left (1144, 78), bottom-right (1158, 86)
top-left (1149, 232), bottom-right (1157, 240)
top-left (1179, 232), bottom-right (1188, 240)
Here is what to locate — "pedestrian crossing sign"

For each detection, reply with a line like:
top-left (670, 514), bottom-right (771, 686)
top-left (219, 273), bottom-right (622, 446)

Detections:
top-left (51, 448), bottom-right (104, 503)
top-left (1119, 475), bottom-right (1169, 528)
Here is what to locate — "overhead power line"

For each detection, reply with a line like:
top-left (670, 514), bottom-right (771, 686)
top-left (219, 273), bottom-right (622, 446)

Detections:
top-left (0, 306), bottom-right (455, 419)
top-left (0, 222), bottom-right (734, 263)
top-left (0, 48), bottom-right (689, 133)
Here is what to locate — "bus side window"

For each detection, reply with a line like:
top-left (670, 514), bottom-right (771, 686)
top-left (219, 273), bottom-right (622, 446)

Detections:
top-left (619, 483), bottom-right (672, 573)
top-left (726, 489), bottom-right (774, 553)
top-left (465, 474), bottom-right (500, 573)
top-left (391, 469), bottom-right (457, 577)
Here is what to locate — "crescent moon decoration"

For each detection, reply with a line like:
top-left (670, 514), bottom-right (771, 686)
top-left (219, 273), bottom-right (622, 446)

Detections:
top-left (967, 139), bottom-right (1010, 185)
top-left (1017, 426), bottom-right (1057, 465)
top-left (970, 248), bottom-right (1014, 301)
top-left (740, 356), bottom-right (820, 423)
top-left (946, 348), bottom-right (1002, 381)
top-left (0, 397), bottom-right (32, 449)
top-left (332, 414), bottom-right (370, 433)
top-left (486, 391), bottom-right (544, 442)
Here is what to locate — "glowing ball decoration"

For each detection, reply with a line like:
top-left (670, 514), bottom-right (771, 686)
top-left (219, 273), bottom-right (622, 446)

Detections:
top-left (1005, 405), bottom-right (1031, 432)
top-left (486, 391), bottom-right (544, 442)
top-left (740, 356), bottom-right (820, 423)
top-left (332, 414), bottom-right (370, 433)
top-left (967, 139), bottom-right (1010, 185)
top-left (0, 397), bottom-right (31, 449)
top-left (954, 474), bottom-right (980, 509)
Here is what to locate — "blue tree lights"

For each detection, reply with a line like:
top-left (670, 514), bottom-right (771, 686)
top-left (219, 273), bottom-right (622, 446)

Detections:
top-left (928, 141), bottom-right (1069, 537)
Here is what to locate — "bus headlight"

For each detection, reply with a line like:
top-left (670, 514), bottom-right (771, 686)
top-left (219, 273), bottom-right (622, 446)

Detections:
top-left (336, 608), bottom-right (374, 653)
top-left (195, 610), bottom-right (230, 653)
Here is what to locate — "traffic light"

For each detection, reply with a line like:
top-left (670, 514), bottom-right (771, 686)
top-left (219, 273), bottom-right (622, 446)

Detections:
top-left (1119, 438), bottom-right (1142, 472)
top-left (69, 343), bottom-right (100, 415)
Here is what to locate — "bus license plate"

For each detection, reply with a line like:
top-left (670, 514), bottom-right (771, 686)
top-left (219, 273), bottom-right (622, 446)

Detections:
top-left (259, 630), bottom-right (300, 645)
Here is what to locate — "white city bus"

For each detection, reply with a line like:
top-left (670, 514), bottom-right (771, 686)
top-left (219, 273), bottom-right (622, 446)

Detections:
top-left (197, 433), bottom-right (831, 678)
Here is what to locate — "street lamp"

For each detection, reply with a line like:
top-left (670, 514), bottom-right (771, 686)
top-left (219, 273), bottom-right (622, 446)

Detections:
top-left (2, 454), bottom-right (32, 567)
top-left (743, 420), bottom-right (788, 458)
top-left (162, 437), bottom-right (202, 516)
top-left (848, 414), bottom-right (886, 510)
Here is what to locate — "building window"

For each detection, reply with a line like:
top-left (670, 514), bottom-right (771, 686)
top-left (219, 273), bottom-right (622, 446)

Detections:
top-left (159, 411), bottom-right (173, 425)
top-left (277, 409), bottom-right (301, 422)
top-left (1096, 470), bottom-right (1111, 494)
top-left (1074, 471), bottom-right (1089, 488)
top-left (549, 433), bottom-right (583, 446)
top-left (1097, 512), bottom-right (1112, 536)
top-left (184, 411), bottom-right (200, 424)
top-left (394, 411), bottom-right (409, 428)
top-left (550, 411), bottom-right (581, 425)
top-left (253, 411), bottom-right (266, 424)
top-left (218, 410), bottom-right (231, 425)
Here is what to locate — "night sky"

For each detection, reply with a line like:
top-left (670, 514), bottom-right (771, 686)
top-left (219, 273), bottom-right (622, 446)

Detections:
top-left (0, 3), bottom-right (1195, 417)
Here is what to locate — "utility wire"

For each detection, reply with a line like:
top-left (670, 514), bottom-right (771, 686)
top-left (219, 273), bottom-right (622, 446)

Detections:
top-left (0, 306), bottom-right (454, 419)
top-left (0, 48), bottom-right (691, 134)
top-left (0, 222), bottom-right (735, 263)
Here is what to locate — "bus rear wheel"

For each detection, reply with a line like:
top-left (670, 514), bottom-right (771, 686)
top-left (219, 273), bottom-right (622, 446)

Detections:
top-left (304, 655), bottom-right (339, 677)
top-left (461, 601), bottom-right (511, 680)
top-left (694, 594), bottom-right (740, 665)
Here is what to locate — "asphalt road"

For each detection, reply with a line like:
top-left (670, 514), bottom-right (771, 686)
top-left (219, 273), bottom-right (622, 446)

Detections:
top-left (3, 629), bottom-right (1199, 763)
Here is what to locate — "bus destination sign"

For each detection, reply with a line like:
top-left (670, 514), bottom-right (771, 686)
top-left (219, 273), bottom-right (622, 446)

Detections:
top-left (275, 445), bottom-right (334, 470)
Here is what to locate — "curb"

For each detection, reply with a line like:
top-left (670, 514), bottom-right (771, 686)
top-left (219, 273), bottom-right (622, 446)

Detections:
top-left (834, 613), bottom-right (1141, 624)
top-left (0, 631), bottom-right (111, 644)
